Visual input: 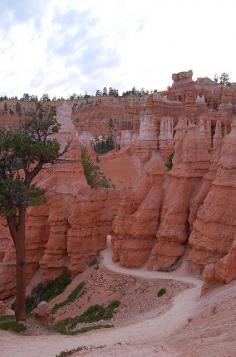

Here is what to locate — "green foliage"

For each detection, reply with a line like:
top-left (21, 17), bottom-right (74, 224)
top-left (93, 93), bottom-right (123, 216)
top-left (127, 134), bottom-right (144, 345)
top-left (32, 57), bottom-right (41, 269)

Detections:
top-left (0, 180), bottom-right (45, 217)
top-left (81, 146), bottom-right (114, 189)
top-left (103, 300), bottom-right (121, 320)
top-left (32, 273), bottom-right (72, 302)
top-left (66, 282), bottom-right (85, 303)
top-left (0, 103), bottom-right (63, 219)
top-left (15, 272), bottom-right (72, 314)
top-left (76, 304), bottom-right (105, 324)
top-left (93, 136), bottom-right (115, 155)
top-left (54, 301), bottom-right (120, 334)
top-left (100, 177), bottom-right (112, 188)
top-left (81, 145), bottom-right (99, 188)
top-left (52, 281), bottom-right (85, 314)
top-left (166, 151), bottom-right (174, 171)
top-left (214, 72), bottom-right (231, 86)
top-left (0, 315), bottom-right (26, 333)
top-left (157, 288), bottom-right (166, 297)
top-left (122, 87), bottom-right (149, 96)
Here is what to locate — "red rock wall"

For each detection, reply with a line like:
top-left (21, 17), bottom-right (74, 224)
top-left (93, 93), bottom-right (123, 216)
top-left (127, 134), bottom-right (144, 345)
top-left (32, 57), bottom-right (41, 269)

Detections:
top-left (1, 70), bottom-right (236, 298)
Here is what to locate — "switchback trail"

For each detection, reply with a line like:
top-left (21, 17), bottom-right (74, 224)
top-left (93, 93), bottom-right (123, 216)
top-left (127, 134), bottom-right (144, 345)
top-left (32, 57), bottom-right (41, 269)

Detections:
top-left (0, 242), bottom-right (202, 357)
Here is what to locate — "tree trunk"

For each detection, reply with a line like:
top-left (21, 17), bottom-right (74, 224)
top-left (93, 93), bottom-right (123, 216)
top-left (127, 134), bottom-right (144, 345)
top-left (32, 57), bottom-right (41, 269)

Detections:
top-left (13, 212), bottom-right (26, 322)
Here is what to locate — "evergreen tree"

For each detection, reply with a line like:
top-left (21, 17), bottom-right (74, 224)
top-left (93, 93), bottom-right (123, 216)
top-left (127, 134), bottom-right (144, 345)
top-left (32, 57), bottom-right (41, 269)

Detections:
top-left (40, 93), bottom-right (50, 102)
top-left (102, 87), bottom-right (108, 96)
top-left (96, 90), bottom-right (102, 96)
top-left (0, 104), bottom-right (69, 321)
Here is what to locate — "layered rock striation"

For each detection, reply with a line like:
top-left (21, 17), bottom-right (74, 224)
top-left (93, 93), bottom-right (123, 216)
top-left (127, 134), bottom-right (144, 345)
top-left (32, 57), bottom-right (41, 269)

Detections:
top-left (189, 122), bottom-right (236, 283)
top-left (1, 70), bottom-right (236, 298)
top-left (112, 152), bottom-right (165, 267)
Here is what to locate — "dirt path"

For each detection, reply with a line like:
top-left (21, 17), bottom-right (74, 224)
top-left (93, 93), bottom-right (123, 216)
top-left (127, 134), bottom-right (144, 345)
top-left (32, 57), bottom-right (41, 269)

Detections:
top-left (0, 243), bottom-right (202, 357)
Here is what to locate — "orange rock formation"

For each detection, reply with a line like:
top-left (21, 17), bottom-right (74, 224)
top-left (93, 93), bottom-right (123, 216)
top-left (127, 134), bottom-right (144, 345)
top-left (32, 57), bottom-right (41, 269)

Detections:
top-left (1, 70), bottom-right (236, 298)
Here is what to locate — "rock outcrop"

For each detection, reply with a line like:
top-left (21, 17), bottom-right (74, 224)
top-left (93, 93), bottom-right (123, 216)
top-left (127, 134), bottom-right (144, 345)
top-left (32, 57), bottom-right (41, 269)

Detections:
top-left (189, 122), bottom-right (236, 283)
top-left (0, 300), bottom-right (14, 316)
top-left (112, 152), bottom-right (165, 267)
top-left (146, 118), bottom-right (211, 270)
top-left (0, 103), bottom-right (120, 299)
top-left (32, 301), bottom-right (52, 324)
top-left (159, 116), bottom-right (174, 162)
top-left (68, 188), bottom-right (118, 273)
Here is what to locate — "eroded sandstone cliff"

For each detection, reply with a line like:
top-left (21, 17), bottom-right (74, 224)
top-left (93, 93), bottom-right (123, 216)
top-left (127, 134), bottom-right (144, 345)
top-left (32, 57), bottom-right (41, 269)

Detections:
top-left (1, 70), bottom-right (236, 298)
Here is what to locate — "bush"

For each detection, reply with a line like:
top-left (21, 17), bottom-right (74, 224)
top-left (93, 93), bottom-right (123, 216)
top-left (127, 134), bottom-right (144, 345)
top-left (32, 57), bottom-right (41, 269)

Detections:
top-left (100, 177), bottom-right (112, 188)
top-left (81, 145), bottom-right (114, 189)
top-left (93, 136), bottom-right (115, 155)
top-left (52, 281), bottom-right (85, 314)
top-left (76, 304), bottom-right (105, 324)
top-left (12, 272), bottom-right (72, 314)
top-left (0, 315), bottom-right (26, 333)
top-left (54, 301), bottom-right (121, 334)
top-left (166, 151), bottom-right (174, 171)
top-left (157, 288), bottom-right (166, 297)
top-left (103, 300), bottom-right (121, 320)
top-left (81, 146), bottom-right (99, 188)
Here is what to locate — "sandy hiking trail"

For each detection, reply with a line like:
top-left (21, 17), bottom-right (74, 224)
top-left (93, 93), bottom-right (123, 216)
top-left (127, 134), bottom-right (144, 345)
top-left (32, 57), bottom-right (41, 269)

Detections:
top-left (0, 242), bottom-right (202, 357)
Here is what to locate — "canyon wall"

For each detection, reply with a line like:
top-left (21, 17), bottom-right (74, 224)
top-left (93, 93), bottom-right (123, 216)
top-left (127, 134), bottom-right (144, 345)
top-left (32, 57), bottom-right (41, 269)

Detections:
top-left (0, 103), bottom-right (120, 299)
top-left (1, 71), bottom-right (236, 299)
top-left (111, 71), bottom-right (236, 286)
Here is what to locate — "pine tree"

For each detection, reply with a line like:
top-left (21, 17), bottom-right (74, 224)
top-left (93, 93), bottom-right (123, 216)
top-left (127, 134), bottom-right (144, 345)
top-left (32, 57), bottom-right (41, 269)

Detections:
top-left (0, 103), bottom-right (69, 321)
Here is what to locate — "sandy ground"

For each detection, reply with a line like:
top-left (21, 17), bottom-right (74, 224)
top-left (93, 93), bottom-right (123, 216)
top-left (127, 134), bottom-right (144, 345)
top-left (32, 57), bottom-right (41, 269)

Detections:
top-left (7, 240), bottom-right (236, 357)
top-left (51, 265), bottom-right (190, 328)
top-left (165, 279), bottom-right (236, 357)
top-left (0, 242), bottom-right (201, 357)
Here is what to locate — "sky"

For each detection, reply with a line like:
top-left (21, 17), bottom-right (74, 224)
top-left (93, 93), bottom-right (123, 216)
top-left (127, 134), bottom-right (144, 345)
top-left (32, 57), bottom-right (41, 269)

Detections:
top-left (0, 0), bottom-right (236, 98)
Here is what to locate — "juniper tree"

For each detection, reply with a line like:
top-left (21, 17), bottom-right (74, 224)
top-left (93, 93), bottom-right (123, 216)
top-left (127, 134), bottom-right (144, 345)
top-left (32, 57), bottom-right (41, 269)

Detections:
top-left (0, 103), bottom-right (68, 321)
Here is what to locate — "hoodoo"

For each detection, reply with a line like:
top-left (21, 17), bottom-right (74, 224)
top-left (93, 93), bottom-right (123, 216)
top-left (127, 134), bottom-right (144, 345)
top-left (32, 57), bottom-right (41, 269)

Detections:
top-left (1, 70), bottom-right (236, 299)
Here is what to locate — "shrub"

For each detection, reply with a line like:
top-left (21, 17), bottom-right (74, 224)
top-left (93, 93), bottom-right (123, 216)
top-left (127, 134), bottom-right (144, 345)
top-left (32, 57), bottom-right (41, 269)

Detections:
top-left (52, 281), bottom-right (85, 314)
top-left (103, 300), bottom-right (121, 320)
top-left (166, 151), bottom-right (174, 171)
top-left (12, 272), bottom-right (72, 314)
top-left (81, 145), bottom-right (113, 189)
top-left (81, 145), bottom-right (99, 188)
top-left (54, 301), bottom-right (121, 334)
top-left (93, 136), bottom-right (114, 155)
top-left (76, 304), bottom-right (105, 324)
top-left (157, 288), bottom-right (166, 297)
top-left (100, 177), bottom-right (112, 188)
top-left (0, 315), bottom-right (26, 333)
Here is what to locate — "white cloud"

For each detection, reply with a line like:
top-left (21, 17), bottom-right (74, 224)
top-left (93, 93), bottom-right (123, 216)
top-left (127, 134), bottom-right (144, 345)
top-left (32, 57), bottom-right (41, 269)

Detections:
top-left (0, 0), bottom-right (235, 97)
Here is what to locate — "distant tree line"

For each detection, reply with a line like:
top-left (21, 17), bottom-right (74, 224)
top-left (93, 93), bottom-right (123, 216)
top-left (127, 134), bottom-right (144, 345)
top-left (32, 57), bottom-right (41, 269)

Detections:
top-left (0, 73), bottom-right (233, 103)
top-left (0, 86), bottom-right (153, 103)
top-left (122, 86), bottom-right (150, 96)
